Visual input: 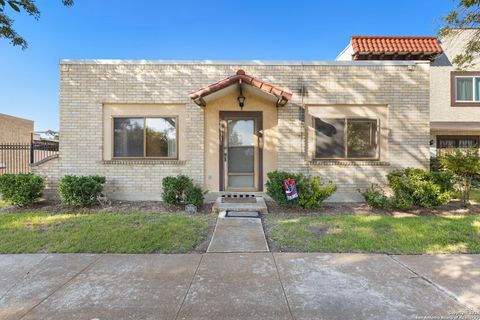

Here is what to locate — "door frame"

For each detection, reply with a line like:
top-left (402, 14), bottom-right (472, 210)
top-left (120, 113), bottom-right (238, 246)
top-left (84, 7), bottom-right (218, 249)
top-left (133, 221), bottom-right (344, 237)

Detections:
top-left (219, 111), bottom-right (263, 192)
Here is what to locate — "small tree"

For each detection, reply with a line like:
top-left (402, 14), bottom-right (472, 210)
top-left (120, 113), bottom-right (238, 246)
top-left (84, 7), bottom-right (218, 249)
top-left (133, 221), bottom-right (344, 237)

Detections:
top-left (440, 148), bottom-right (480, 206)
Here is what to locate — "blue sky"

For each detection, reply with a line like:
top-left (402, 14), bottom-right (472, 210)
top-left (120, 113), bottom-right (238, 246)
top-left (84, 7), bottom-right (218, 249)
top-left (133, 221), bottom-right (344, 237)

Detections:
top-left (0, 0), bottom-right (454, 131)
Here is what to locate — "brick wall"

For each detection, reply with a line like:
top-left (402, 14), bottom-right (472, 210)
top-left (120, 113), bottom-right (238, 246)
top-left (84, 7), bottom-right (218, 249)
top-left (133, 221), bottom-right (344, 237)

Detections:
top-left (33, 61), bottom-right (430, 201)
top-left (0, 114), bottom-right (33, 143)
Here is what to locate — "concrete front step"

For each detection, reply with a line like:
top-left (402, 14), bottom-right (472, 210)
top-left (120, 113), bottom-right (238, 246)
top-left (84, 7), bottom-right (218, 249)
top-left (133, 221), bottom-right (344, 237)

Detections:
top-left (212, 196), bottom-right (268, 214)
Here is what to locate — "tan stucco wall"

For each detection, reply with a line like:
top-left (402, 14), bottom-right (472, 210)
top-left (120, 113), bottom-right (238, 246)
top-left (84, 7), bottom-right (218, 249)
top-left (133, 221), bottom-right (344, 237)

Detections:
top-left (0, 113), bottom-right (33, 143)
top-left (33, 61), bottom-right (430, 202)
top-left (203, 90), bottom-right (278, 191)
top-left (431, 29), bottom-right (480, 122)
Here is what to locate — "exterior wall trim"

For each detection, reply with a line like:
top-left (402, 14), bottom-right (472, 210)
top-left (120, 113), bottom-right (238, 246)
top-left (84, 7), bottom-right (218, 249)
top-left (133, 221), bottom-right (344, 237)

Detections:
top-left (60, 59), bottom-right (420, 66)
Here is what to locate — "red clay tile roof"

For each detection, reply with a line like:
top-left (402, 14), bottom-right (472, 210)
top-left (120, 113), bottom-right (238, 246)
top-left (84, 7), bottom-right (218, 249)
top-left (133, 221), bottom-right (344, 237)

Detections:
top-left (189, 70), bottom-right (293, 106)
top-left (351, 36), bottom-right (443, 60)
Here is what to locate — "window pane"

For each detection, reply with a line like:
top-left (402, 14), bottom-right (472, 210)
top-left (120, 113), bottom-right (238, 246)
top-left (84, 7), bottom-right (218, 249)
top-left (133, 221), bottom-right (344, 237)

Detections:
top-left (347, 120), bottom-right (378, 158)
top-left (114, 118), bottom-right (144, 157)
top-left (228, 146), bottom-right (254, 173)
top-left (315, 118), bottom-right (345, 158)
top-left (146, 118), bottom-right (177, 157)
top-left (228, 175), bottom-right (254, 188)
top-left (438, 138), bottom-right (456, 148)
top-left (476, 78), bottom-right (480, 101)
top-left (457, 77), bottom-right (473, 101)
top-left (228, 120), bottom-right (254, 146)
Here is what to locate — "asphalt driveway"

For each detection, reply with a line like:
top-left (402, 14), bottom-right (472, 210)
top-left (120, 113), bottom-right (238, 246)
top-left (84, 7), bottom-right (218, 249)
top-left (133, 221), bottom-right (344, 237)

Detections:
top-left (0, 253), bottom-right (478, 320)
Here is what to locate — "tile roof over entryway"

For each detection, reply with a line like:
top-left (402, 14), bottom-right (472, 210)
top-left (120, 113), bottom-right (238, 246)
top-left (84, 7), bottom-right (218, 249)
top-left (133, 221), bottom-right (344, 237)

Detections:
top-left (351, 36), bottom-right (443, 61)
top-left (189, 69), bottom-right (293, 107)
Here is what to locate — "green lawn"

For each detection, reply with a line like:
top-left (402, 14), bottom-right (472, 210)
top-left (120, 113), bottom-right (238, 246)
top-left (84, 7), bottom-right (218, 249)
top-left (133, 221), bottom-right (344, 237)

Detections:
top-left (0, 212), bottom-right (209, 253)
top-left (0, 200), bottom-right (8, 209)
top-left (468, 189), bottom-right (480, 202)
top-left (265, 215), bottom-right (480, 254)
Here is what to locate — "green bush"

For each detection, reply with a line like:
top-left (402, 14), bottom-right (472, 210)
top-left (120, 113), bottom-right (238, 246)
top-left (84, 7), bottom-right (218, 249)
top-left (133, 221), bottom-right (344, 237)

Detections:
top-left (266, 171), bottom-right (336, 209)
top-left (185, 184), bottom-right (205, 207)
top-left (0, 173), bottom-right (44, 206)
top-left (298, 176), bottom-right (337, 209)
top-left (161, 175), bottom-right (192, 205)
top-left (58, 175), bottom-right (106, 207)
top-left (387, 168), bottom-right (453, 209)
top-left (361, 184), bottom-right (390, 209)
top-left (162, 175), bottom-right (204, 207)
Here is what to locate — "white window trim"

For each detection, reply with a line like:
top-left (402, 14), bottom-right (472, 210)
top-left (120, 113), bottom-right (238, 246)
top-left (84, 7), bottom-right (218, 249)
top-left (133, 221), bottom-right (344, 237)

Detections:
top-left (455, 76), bottom-right (480, 102)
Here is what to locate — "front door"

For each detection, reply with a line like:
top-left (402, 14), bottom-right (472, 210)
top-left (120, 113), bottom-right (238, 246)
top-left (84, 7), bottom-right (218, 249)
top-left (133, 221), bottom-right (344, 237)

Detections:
top-left (220, 112), bottom-right (263, 191)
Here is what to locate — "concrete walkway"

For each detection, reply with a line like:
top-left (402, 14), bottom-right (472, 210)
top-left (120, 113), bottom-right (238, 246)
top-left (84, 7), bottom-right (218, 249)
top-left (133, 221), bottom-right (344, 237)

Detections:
top-left (0, 253), bottom-right (478, 320)
top-left (207, 215), bottom-right (269, 253)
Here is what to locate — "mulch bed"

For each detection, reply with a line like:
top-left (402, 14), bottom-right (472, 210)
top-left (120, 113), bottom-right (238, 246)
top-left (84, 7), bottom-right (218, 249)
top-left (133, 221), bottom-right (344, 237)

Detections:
top-left (0, 199), bottom-right (214, 215)
top-left (2, 199), bottom-right (479, 217)
top-left (265, 200), bottom-right (480, 217)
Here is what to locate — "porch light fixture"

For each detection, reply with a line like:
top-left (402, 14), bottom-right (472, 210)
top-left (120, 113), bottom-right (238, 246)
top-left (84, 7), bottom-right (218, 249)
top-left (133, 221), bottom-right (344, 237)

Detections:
top-left (237, 81), bottom-right (246, 110)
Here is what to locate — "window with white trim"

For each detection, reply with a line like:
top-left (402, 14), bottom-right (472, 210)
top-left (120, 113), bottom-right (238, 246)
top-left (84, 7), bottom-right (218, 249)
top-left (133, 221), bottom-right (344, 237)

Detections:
top-left (455, 76), bottom-right (480, 102)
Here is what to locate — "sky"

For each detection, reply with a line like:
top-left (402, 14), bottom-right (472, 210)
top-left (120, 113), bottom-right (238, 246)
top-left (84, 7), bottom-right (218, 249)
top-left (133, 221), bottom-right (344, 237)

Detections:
top-left (0, 0), bottom-right (454, 131)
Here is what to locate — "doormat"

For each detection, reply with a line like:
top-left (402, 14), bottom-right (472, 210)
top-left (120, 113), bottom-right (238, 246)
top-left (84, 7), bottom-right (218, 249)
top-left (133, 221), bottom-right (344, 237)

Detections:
top-left (222, 197), bottom-right (257, 203)
top-left (225, 211), bottom-right (260, 218)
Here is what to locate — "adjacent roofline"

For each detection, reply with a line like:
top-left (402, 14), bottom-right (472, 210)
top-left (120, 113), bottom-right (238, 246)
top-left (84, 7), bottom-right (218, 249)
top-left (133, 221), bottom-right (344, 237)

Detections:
top-left (60, 59), bottom-right (423, 66)
top-left (351, 35), bottom-right (439, 39)
top-left (0, 113), bottom-right (34, 124)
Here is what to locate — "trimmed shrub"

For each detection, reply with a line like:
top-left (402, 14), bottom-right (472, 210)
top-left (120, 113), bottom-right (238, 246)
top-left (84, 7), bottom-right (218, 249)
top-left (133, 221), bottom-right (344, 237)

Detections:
top-left (58, 175), bottom-right (106, 206)
top-left (361, 184), bottom-right (390, 209)
top-left (161, 175), bottom-right (193, 205)
top-left (184, 184), bottom-right (205, 207)
top-left (298, 176), bottom-right (337, 209)
top-left (162, 175), bottom-right (204, 207)
top-left (387, 168), bottom-right (453, 209)
top-left (0, 173), bottom-right (44, 206)
top-left (266, 171), bottom-right (336, 209)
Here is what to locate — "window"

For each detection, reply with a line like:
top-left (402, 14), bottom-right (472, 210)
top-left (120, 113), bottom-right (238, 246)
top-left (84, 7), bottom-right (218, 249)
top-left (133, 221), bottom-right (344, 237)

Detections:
top-left (315, 118), bottom-right (379, 159)
top-left (113, 117), bottom-right (177, 158)
top-left (452, 72), bottom-right (480, 105)
top-left (437, 136), bottom-right (479, 149)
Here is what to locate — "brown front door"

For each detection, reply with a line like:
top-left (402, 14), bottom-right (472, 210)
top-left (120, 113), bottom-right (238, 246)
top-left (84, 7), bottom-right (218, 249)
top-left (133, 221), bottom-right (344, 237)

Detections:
top-left (219, 112), bottom-right (263, 191)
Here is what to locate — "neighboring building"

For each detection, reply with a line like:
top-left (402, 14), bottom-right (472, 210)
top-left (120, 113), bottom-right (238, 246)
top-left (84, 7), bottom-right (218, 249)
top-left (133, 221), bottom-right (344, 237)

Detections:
top-left (0, 113), bottom-right (34, 173)
top-left (32, 54), bottom-right (434, 202)
top-left (429, 28), bottom-right (480, 156)
top-left (0, 113), bottom-right (33, 143)
top-left (337, 31), bottom-right (480, 157)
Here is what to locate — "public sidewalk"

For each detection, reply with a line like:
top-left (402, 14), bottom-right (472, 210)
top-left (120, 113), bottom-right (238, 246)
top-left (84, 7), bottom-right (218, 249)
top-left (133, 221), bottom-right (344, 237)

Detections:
top-left (0, 253), bottom-right (478, 319)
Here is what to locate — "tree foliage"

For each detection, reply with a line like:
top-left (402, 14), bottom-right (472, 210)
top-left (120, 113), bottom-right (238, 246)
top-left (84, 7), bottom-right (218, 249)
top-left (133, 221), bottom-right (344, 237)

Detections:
top-left (0, 0), bottom-right (73, 49)
top-left (440, 148), bottom-right (480, 206)
top-left (440, 0), bottom-right (480, 68)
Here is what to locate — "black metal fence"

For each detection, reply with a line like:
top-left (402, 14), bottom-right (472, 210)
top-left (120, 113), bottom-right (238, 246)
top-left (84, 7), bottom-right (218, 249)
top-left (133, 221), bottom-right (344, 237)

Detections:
top-left (0, 141), bottom-right (59, 174)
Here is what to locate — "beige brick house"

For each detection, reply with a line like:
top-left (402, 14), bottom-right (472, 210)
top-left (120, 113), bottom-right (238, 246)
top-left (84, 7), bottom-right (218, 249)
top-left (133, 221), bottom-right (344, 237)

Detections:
top-left (34, 50), bottom-right (435, 201)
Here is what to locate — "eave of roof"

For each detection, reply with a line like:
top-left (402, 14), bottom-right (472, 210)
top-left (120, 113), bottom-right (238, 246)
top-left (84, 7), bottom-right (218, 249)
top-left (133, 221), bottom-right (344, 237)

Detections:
top-left (189, 70), bottom-right (293, 107)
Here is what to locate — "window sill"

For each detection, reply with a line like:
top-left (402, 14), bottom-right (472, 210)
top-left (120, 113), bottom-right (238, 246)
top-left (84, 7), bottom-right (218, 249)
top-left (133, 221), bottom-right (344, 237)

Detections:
top-left (103, 159), bottom-right (186, 165)
top-left (308, 160), bottom-right (390, 166)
